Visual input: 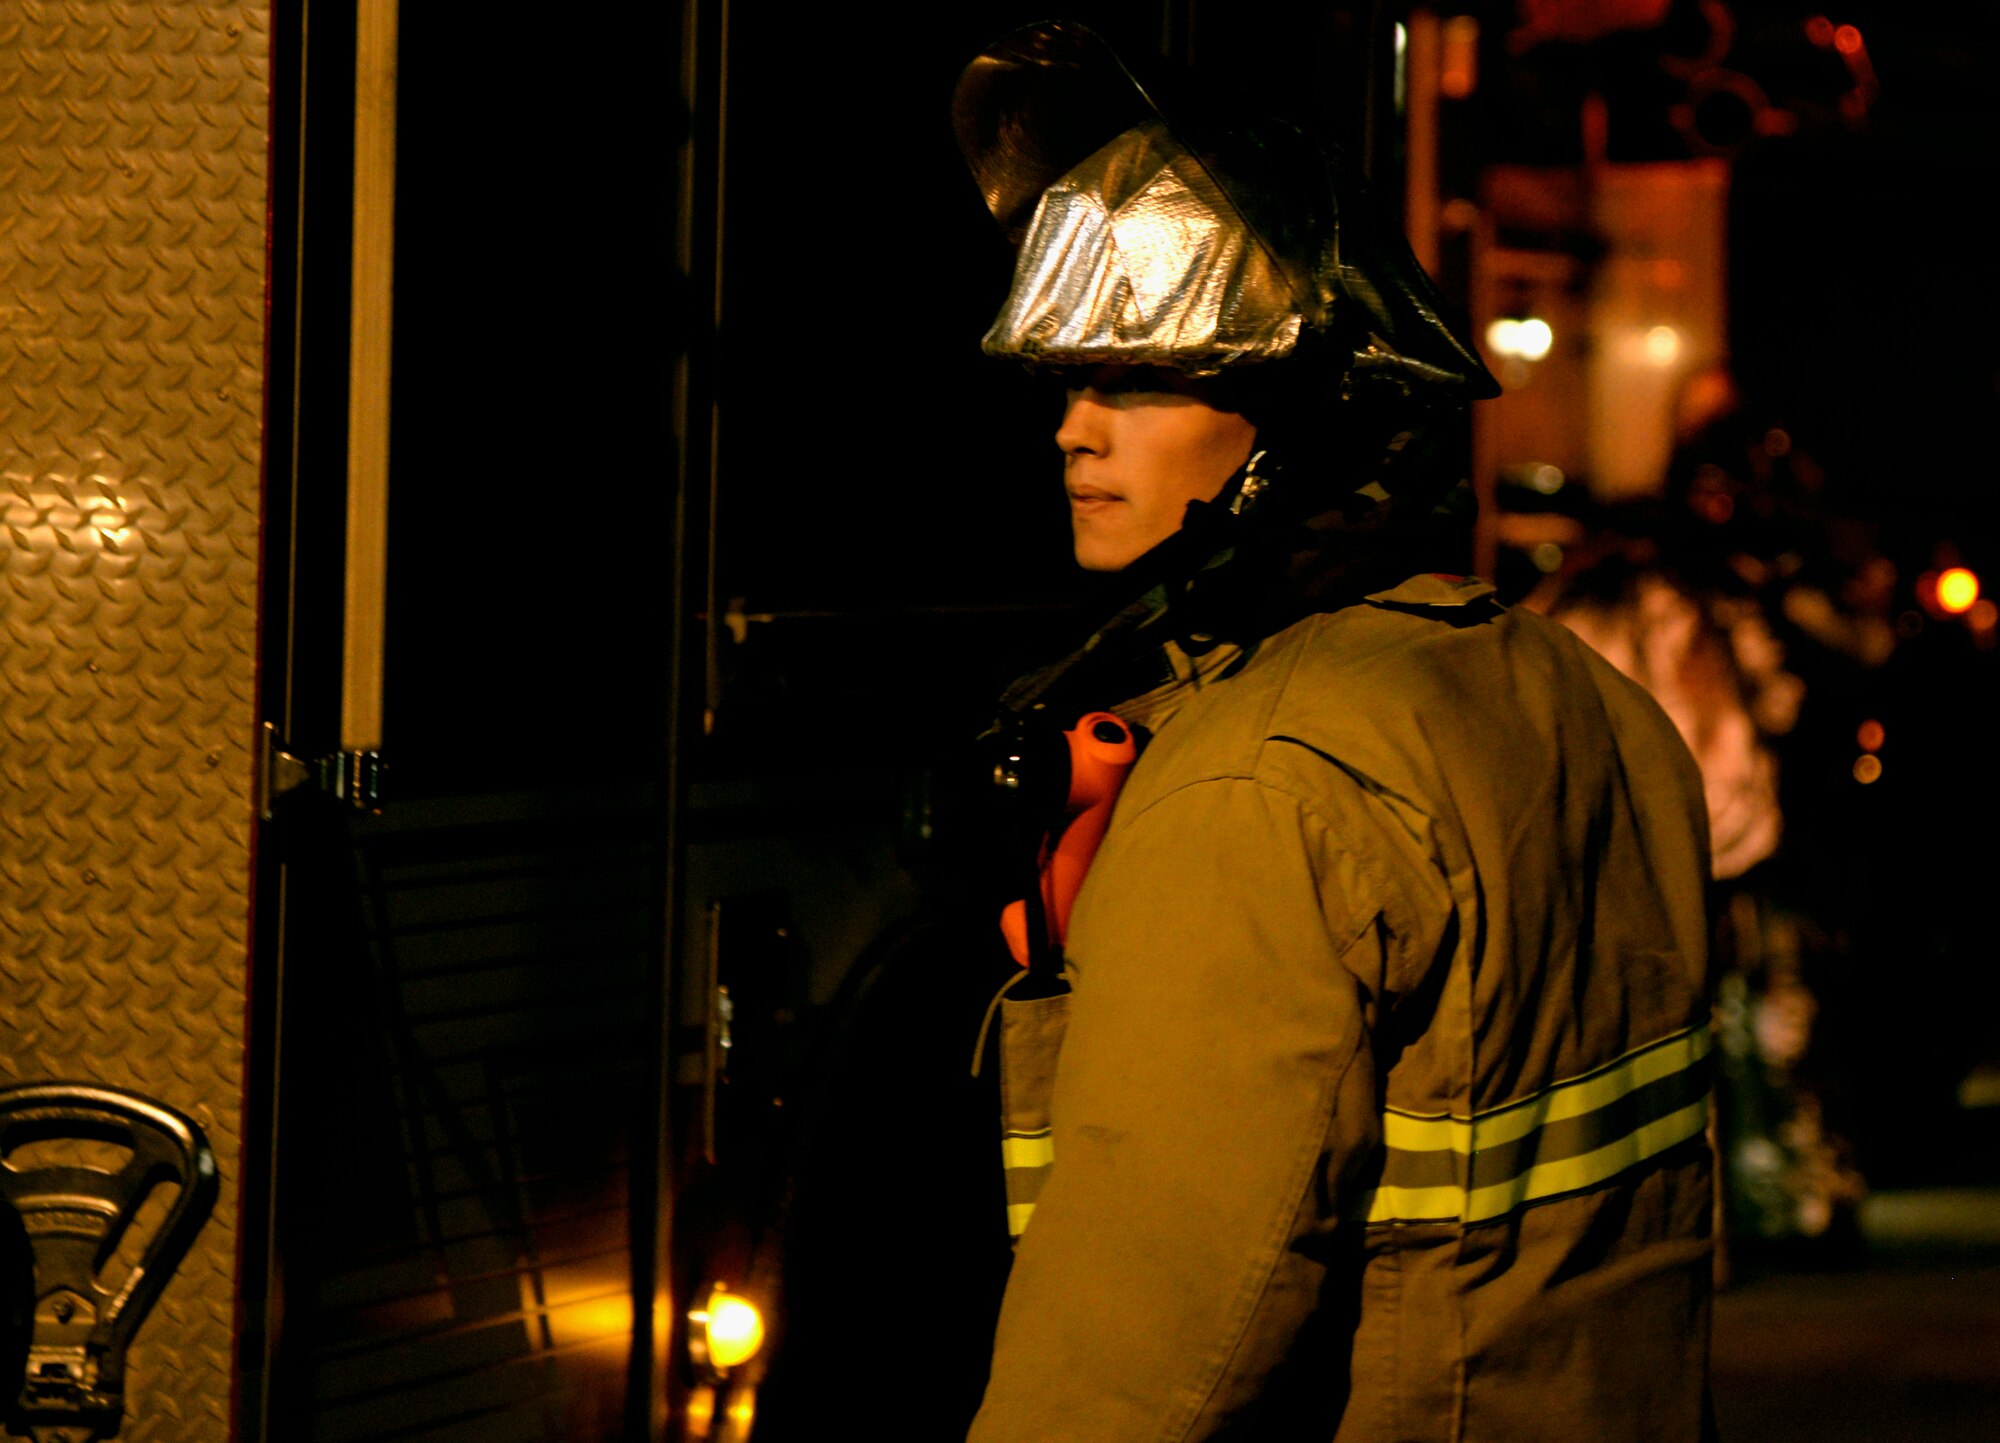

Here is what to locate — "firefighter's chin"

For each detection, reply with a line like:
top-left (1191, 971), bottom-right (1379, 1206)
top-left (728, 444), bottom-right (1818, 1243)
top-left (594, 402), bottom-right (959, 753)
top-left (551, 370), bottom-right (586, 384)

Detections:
top-left (1069, 496), bottom-right (1162, 572)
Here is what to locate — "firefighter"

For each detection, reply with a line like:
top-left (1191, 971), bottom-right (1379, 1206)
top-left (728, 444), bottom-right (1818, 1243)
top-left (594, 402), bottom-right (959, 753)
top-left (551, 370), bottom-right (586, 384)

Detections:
top-left (955, 23), bottom-right (1716, 1441)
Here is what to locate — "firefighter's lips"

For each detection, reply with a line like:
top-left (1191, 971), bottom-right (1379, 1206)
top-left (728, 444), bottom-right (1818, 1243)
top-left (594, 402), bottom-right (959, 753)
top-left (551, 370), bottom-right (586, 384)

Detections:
top-left (1067, 485), bottom-right (1122, 514)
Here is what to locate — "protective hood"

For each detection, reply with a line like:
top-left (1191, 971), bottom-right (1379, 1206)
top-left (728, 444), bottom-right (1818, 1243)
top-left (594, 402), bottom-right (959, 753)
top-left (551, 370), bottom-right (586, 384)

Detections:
top-left (953, 20), bottom-right (1499, 400)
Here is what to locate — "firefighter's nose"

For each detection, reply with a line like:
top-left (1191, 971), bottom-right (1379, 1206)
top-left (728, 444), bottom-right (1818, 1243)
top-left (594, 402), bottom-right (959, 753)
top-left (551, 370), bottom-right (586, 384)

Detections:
top-left (1056, 390), bottom-right (1109, 457)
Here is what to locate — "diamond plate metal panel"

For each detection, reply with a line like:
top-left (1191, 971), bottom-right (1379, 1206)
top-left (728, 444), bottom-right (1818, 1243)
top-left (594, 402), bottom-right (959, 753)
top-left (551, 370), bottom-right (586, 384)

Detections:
top-left (0, 5), bottom-right (270, 1441)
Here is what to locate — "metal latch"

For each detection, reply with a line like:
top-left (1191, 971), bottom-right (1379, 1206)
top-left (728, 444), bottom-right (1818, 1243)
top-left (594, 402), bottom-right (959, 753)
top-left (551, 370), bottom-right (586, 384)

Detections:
top-left (0, 1084), bottom-right (219, 1443)
top-left (257, 721), bottom-right (384, 818)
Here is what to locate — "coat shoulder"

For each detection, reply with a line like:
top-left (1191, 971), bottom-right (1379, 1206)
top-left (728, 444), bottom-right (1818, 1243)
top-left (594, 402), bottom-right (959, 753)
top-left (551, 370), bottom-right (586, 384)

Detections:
top-left (1120, 589), bottom-right (1700, 832)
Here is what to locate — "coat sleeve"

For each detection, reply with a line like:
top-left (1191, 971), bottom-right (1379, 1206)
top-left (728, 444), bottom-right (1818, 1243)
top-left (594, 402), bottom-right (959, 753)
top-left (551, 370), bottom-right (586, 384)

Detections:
top-left (968, 769), bottom-right (1452, 1441)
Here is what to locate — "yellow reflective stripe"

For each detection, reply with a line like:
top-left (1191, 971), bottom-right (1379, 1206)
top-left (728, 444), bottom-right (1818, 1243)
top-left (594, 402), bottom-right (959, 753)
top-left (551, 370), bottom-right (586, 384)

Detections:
top-left (1381, 1024), bottom-right (1712, 1154)
top-left (1464, 1096), bottom-right (1709, 1222)
top-left (1366, 1094), bottom-right (1709, 1224)
top-left (1001, 1131), bottom-right (1054, 1170)
top-left (1363, 1182), bottom-right (1464, 1223)
top-left (1006, 1202), bottom-right (1037, 1235)
top-left (1365, 1025), bottom-right (1714, 1226)
top-left (1380, 1110), bottom-right (1475, 1153)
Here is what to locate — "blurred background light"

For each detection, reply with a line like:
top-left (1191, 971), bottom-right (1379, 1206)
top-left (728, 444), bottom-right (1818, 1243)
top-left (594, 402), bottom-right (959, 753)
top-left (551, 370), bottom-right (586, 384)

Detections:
top-left (1440, 14), bottom-right (1479, 99)
top-left (684, 1384), bottom-right (716, 1439)
top-left (1487, 316), bottom-right (1554, 361)
top-left (1936, 566), bottom-right (1980, 615)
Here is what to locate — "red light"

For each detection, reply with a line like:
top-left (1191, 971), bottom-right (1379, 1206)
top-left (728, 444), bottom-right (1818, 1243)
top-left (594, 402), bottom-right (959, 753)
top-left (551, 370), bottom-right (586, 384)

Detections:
top-left (1834, 24), bottom-right (1863, 54)
top-left (1805, 16), bottom-right (1835, 45)
top-left (1856, 719), bottom-right (1884, 753)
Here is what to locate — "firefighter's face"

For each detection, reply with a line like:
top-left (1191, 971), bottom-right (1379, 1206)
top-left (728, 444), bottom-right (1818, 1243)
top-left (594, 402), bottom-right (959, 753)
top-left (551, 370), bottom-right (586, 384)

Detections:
top-left (1056, 366), bottom-right (1257, 572)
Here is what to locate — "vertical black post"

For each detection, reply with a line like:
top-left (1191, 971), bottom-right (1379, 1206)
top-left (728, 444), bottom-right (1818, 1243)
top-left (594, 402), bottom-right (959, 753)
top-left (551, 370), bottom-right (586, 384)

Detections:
top-left (241, 1), bottom-right (361, 1436)
top-left (631, 0), bottom-right (722, 1435)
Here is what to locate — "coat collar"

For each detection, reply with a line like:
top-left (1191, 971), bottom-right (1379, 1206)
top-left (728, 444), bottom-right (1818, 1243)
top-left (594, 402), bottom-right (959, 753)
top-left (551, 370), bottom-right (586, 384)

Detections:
top-left (1363, 573), bottom-right (1498, 608)
top-left (1112, 572), bottom-right (1500, 735)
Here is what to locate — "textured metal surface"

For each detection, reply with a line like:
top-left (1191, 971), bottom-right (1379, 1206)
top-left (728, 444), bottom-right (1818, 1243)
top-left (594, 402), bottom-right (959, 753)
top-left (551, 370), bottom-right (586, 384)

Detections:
top-left (983, 119), bottom-right (1303, 374)
top-left (0, 5), bottom-right (270, 1440)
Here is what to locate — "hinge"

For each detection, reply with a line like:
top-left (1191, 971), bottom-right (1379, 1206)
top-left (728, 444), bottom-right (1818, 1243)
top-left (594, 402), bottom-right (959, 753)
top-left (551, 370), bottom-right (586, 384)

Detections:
top-left (257, 722), bottom-right (384, 819)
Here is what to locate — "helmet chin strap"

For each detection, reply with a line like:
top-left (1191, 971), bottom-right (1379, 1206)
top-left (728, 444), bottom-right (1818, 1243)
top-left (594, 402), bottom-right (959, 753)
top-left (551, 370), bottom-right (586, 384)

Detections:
top-left (1227, 448), bottom-right (1275, 517)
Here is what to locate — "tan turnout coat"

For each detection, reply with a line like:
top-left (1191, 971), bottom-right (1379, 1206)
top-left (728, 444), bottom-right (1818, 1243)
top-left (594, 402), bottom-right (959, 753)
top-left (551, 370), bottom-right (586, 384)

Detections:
top-left (973, 573), bottom-right (1715, 1442)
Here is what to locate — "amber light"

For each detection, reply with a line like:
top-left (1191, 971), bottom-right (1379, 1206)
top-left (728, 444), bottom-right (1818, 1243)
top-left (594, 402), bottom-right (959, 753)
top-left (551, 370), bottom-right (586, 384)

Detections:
top-left (689, 1285), bottom-right (766, 1372)
top-left (1936, 567), bottom-right (1980, 615)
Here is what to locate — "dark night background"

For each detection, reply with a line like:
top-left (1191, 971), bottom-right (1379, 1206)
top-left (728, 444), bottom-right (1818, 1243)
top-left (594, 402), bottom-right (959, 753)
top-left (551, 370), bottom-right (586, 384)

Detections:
top-left (382, 0), bottom-right (1997, 773)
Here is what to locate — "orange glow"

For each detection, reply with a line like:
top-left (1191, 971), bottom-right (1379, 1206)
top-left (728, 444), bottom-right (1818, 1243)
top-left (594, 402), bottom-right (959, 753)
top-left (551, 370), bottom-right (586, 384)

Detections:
top-left (1834, 24), bottom-right (1863, 54)
top-left (1805, 15), bottom-right (1835, 45)
top-left (684, 1384), bottom-right (716, 1439)
top-left (1969, 598), bottom-right (1999, 634)
top-left (1852, 755), bottom-right (1882, 785)
top-left (1441, 15), bottom-right (1479, 98)
top-left (554, 1293), bottom-right (633, 1344)
top-left (1856, 719), bottom-right (1884, 753)
top-left (1937, 567), bottom-right (1980, 615)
